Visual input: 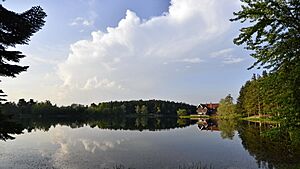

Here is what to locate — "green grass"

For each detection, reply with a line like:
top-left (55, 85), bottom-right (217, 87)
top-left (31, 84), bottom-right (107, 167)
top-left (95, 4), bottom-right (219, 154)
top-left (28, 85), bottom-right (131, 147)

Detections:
top-left (179, 115), bottom-right (209, 119)
top-left (215, 114), bottom-right (241, 120)
top-left (241, 116), bottom-right (280, 124)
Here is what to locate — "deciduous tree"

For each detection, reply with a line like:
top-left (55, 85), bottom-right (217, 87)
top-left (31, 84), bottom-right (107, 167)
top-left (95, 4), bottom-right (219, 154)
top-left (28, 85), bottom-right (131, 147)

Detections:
top-left (232, 0), bottom-right (300, 126)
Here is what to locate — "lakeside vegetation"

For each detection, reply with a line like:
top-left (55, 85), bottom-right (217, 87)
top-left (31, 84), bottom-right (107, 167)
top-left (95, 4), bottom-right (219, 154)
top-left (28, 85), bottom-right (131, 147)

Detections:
top-left (238, 120), bottom-right (300, 169)
top-left (0, 99), bottom-right (196, 118)
top-left (214, 0), bottom-right (300, 131)
top-left (241, 116), bottom-right (280, 124)
top-left (217, 71), bottom-right (299, 125)
top-left (0, 1), bottom-right (299, 169)
top-left (179, 115), bottom-right (209, 119)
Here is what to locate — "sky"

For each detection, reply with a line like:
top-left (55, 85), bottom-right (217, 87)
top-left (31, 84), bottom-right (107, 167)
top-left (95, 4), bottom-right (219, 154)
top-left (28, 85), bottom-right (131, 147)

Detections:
top-left (1, 0), bottom-right (260, 106)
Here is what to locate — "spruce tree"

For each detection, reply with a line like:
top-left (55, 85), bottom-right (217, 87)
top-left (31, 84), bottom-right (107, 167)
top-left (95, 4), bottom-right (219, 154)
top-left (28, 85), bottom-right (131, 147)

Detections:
top-left (0, 4), bottom-right (46, 103)
top-left (0, 4), bottom-right (46, 77)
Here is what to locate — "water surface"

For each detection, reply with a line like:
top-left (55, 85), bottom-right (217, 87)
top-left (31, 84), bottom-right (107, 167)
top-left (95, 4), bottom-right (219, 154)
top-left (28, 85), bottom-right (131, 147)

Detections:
top-left (0, 118), bottom-right (299, 169)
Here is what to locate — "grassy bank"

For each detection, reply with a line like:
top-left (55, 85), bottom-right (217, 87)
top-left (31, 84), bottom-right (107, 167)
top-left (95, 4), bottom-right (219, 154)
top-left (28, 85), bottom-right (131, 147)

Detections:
top-left (179, 115), bottom-right (209, 119)
top-left (241, 116), bottom-right (280, 124)
top-left (180, 114), bottom-right (280, 124)
top-left (213, 114), bottom-right (280, 124)
top-left (214, 115), bottom-right (240, 120)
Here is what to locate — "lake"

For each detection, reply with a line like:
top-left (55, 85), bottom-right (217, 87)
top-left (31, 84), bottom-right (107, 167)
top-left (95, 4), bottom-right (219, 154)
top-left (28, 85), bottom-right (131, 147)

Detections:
top-left (0, 117), bottom-right (299, 169)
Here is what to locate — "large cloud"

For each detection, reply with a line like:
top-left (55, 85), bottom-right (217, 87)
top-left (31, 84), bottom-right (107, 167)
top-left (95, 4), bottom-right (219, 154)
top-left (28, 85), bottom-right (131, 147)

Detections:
top-left (57, 0), bottom-right (243, 104)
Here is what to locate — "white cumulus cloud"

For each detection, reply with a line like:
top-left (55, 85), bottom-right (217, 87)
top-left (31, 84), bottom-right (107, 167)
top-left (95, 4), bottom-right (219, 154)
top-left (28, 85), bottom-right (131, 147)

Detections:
top-left (57, 0), bottom-right (241, 104)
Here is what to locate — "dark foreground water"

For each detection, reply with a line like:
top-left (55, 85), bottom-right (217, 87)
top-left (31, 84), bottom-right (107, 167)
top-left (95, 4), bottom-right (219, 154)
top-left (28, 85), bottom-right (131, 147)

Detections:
top-left (0, 117), bottom-right (299, 169)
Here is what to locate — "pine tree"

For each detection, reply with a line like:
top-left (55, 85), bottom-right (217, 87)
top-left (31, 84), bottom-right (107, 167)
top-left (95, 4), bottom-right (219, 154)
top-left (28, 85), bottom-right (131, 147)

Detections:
top-left (0, 4), bottom-right (46, 77)
top-left (0, 89), bottom-right (6, 102)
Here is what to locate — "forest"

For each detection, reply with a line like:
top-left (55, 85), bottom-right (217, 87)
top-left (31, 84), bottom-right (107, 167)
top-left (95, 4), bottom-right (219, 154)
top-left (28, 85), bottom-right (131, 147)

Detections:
top-left (0, 99), bottom-right (196, 118)
top-left (216, 0), bottom-right (300, 130)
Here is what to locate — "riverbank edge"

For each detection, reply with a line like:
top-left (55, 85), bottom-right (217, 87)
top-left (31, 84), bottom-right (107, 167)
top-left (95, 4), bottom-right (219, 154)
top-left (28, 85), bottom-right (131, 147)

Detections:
top-left (240, 116), bottom-right (280, 124)
top-left (179, 115), bottom-right (210, 119)
top-left (180, 114), bottom-right (280, 124)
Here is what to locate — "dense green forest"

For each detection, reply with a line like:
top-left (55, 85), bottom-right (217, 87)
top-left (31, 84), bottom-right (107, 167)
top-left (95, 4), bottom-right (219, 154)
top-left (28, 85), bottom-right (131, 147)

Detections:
top-left (224, 0), bottom-right (300, 128)
top-left (235, 72), bottom-right (295, 119)
top-left (218, 70), bottom-right (300, 127)
top-left (0, 99), bottom-right (196, 118)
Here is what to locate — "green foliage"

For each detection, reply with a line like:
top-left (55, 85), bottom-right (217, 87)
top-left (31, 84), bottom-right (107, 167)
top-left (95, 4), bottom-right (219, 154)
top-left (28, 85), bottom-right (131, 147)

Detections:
top-left (218, 119), bottom-right (237, 140)
top-left (0, 4), bottom-right (46, 104)
top-left (0, 99), bottom-right (196, 118)
top-left (0, 4), bottom-right (46, 77)
top-left (179, 115), bottom-right (209, 119)
top-left (217, 94), bottom-right (235, 116)
top-left (230, 0), bottom-right (300, 71)
top-left (238, 121), bottom-right (300, 169)
top-left (236, 71), bottom-right (300, 126)
top-left (0, 112), bottom-right (23, 141)
top-left (232, 0), bottom-right (300, 127)
top-left (235, 85), bottom-right (246, 116)
top-left (140, 105), bottom-right (148, 114)
top-left (236, 75), bottom-right (264, 117)
top-left (177, 108), bottom-right (187, 116)
top-left (241, 116), bottom-right (279, 124)
top-left (135, 105), bottom-right (148, 114)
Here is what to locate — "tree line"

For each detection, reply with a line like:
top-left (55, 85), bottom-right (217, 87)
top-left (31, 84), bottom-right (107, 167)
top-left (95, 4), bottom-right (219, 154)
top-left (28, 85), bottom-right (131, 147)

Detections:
top-left (0, 99), bottom-right (196, 118)
top-left (217, 0), bottom-right (300, 128)
top-left (235, 72), bottom-right (282, 118)
top-left (218, 69), bottom-right (300, 126)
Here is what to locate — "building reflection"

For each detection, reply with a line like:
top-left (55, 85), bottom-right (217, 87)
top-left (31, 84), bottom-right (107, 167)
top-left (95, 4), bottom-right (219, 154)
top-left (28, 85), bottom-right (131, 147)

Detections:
top-left (196, 118), bottom-right (219, 131)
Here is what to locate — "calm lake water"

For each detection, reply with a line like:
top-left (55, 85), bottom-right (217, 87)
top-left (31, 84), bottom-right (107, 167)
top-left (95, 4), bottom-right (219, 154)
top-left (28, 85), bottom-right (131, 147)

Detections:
top-left (0, 117), bottom-right (299, 169)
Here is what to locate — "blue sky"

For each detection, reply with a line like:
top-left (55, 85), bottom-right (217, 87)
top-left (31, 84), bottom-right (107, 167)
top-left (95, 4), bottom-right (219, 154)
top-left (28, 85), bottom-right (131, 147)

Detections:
top-left (1, 0), bottom-right (260, 105)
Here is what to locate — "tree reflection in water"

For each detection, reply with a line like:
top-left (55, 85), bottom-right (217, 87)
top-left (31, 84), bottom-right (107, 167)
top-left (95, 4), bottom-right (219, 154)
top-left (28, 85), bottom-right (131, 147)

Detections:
top-left (1, 115), bottom-right (300, 169)
top-left (0, 113), bottom-right (23, 141)
top-left (238, 121), bottom-right (300, 169)
top-left (197, 118), bottom-right (237, 140)
top-left (218, 119), bottom-right (237, 140)
top-left (196, 119), bottom-right (300, 169)
top-left (0, 115), bottom-right (196, 141)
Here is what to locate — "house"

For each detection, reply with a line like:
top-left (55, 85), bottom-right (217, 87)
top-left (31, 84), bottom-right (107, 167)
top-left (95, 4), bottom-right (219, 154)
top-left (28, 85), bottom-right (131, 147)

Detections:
top-left (197, 105), bottom-right (208, 115)
top-left (196, 103), bottom-right (219, 115)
